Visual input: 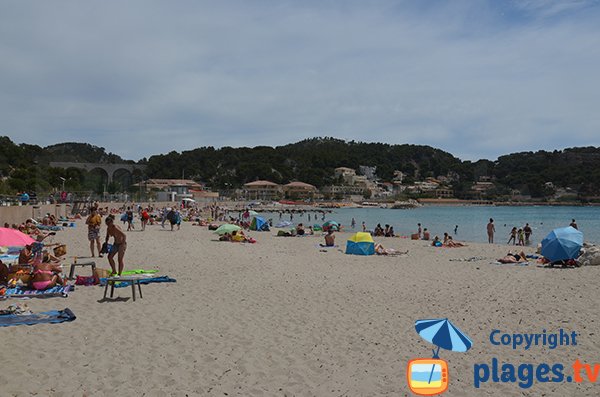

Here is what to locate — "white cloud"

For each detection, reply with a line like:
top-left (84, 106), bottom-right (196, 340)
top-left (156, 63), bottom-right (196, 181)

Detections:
top-left (0, 0), bottom-right (599, 161)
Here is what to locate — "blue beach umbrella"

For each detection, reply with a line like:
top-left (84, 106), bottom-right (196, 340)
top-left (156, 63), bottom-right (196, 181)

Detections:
top-left (415, 318), bottom-right (473, 356)
top-left (415, 318), bottom-right (473, 384)
top-left (541, 226), bottom-right (583, 262)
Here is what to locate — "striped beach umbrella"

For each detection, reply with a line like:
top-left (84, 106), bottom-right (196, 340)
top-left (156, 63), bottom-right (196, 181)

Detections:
top-left (415, 318), bottom-right (473, 385)
top-left (415, 318), bottom-right (472, 355)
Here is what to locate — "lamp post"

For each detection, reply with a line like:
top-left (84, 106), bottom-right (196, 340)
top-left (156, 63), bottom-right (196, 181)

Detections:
top-left (59, 177), bottom-right (66, 192)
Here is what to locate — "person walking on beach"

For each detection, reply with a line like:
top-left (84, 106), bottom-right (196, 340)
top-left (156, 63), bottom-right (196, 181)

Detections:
top-left (140, 208), bottom-right (150, 231)
top-left (417, 223), bottom-right (422, 238)
top-left (85, 207), bottom-right (102, 257)
top-left (487, 218), bottom-right (495, 244)
top-left (126, 207), bottom-right (134, 231)
top-left (351, 217), bottom-right (356, 229)
top-left (523, 223), bottom-right (532, 245)
top-left (570, 219), bottom-right (578, 230)
top-left (104, 215), bottom-right (126, 276)
top-left (454, 225), bottom-right (458, 234)
top-left (161, 207), bottom-right (168, 228)
top-left (508, 227), bottom-right (517, 245)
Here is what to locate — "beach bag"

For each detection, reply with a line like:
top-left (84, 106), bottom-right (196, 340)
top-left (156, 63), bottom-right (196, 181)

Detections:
top-left (411, 233), bottom-right (419, 240)
top-left (53, 244), bottom-right (67, 257)
top-left (93, 268), bottom-right (111, 279)
top-left (75, 275), bottom-right (98, 286)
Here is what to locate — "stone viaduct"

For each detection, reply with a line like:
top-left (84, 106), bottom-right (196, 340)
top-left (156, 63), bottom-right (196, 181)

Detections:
top-left (49, 162), bottom-right (147, 184)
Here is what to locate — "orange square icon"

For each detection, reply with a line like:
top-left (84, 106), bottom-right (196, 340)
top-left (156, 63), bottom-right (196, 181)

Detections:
top-left (407, 358), bottom-right (449, 396)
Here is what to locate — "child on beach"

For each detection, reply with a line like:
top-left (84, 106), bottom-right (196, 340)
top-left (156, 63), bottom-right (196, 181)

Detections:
top-left (508, 227), bottom-right (517, 245)
top-left (517, 228), bottom-right (525, 246)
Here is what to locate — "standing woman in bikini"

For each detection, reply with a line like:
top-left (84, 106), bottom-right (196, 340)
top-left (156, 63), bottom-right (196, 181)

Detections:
top-left (104, 215), bottom-right (127, 276)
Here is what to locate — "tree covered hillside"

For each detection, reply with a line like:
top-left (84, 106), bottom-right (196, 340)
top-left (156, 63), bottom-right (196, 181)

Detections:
top-left (145, 137), bottom-right (465, 189)
top-left (0, 135), bottom-right (599, 200)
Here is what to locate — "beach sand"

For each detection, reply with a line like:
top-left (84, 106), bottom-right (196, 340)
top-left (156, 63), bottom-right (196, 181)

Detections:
top-left (2, 221), bottom-right (599, 396)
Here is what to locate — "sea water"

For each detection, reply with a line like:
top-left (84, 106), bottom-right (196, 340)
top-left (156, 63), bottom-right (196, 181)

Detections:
top-left (265, 206), bottom-right (599, 245)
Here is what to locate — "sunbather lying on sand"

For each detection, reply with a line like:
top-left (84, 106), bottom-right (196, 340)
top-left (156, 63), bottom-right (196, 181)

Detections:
top-left (498, 251), bottom-right (528, 263)
top-left (231, 230), bottom-right (256, 243)
top-left (375, 243), bottom-right (408, 256)
top-left (443, 236), bottom-right (466, 248)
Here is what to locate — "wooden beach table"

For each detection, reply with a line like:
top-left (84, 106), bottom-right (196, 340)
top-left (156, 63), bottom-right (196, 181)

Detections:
top-left (68, 260), bottom-right (96, 280)
top-left (103, 276), bottom-right (144, 302)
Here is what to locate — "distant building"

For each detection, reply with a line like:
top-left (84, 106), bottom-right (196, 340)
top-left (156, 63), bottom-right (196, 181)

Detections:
top-left (471, 181), bottom-right (494, 192)
top-left (134, 178), bottom-right (206, 202)
top-left (435, 188), bottom-right (454, 198)
top-left (243, 180), bottom-right (281, 201)
top-left (283, 181), bottom-right (317, 200)
top-left (334, 167), bottom-right (357, 184)
top-left (322, 185), bottom-right (367, 197)
top-left (136, 178), bottom-right (204, 191)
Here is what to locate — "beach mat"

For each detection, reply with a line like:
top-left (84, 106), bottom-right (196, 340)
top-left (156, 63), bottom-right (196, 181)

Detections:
top-left (99, 276), bottom-right (176, 288)
top-left (0, 308), bottom-right (76, 327)
top-left (1, 284), bottom-right (72, 299)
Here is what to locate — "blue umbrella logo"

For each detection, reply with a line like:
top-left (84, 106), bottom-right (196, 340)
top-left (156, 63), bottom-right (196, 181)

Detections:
top-left (412, 318), bottom-right (473, 389)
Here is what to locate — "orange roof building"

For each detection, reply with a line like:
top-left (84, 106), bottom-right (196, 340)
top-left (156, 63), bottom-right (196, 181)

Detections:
top-left (283, 181), bottom-right (317, 199)
top-left (243, 180), bottom-right (282, 201)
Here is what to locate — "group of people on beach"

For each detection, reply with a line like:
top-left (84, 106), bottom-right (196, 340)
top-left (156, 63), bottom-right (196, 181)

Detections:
top-left (85, 206), bottom-right (127, 276)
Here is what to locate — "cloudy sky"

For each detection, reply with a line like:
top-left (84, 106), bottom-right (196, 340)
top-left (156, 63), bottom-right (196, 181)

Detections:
top-left (1, 0), bottom-right (599, 161)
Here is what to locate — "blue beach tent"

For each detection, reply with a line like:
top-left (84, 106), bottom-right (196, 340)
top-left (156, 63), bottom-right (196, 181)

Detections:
top-left (345, 232), bottom-right (375, 255)
top-left (250, 216), bottom-right (270, 231)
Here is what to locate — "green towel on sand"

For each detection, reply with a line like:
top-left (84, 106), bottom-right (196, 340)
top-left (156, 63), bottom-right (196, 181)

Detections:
top-left (121, 269), bottom-right (159, 275)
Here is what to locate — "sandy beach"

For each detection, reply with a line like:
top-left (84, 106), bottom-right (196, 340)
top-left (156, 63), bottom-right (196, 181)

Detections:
top-left (2, 220), bottom-right (599, 396)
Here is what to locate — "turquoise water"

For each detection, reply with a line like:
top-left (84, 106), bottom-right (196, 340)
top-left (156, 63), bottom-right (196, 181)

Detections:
top-left (266, 206), bottom-right (599, 244)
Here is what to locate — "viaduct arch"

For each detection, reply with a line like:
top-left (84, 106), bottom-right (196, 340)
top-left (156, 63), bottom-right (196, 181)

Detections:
top-left (49, 162), bottom-right (147, 184)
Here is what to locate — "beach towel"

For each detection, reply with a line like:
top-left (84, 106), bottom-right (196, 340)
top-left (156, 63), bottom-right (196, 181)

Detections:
top-left (0, 308), bottom-right (76, 327)
top-left (99, 276), bottom-right (176, 288)
top-left (491, 261), bottom-right (529, 266)
top-left (1, 284), bottom-right (72, 299)
top-left (36, 225), bottom-right (63, 231)
top-left (0, 254), bottom-right (19, 262)
top-left (121, 269), bottom-right (159, 275)
top-left (449, 256), bottom-right (488, 262)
